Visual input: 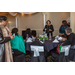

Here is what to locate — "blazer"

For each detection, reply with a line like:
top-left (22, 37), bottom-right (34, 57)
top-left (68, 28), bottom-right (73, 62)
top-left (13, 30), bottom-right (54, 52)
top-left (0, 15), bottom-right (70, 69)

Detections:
top-left (43, 25), bottom-right (54, 36)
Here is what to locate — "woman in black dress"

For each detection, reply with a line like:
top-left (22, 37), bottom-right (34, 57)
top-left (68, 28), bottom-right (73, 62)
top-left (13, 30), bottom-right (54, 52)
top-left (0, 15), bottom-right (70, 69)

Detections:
top-left (43, 20), bottom-right (54, 37)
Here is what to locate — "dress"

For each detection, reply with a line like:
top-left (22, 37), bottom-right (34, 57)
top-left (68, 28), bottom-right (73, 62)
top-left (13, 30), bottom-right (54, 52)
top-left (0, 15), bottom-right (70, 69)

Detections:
top-left (43, 25), bottom-right (54, 37)
top-left (59, 25), bottom-right (68, 36)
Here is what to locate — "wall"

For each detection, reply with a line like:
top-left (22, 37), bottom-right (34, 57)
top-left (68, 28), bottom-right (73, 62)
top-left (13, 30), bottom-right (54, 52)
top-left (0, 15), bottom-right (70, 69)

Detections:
top-left (70, 12), bottom-right (75, 33)
top-left (7, 14), bottom-right (16, 32)
top-left (16, 12), bottom-right (43, 35)
top-left (45, 12), bottom-right (70, 36)
top-left (7, 12), bottom-right (70, 36)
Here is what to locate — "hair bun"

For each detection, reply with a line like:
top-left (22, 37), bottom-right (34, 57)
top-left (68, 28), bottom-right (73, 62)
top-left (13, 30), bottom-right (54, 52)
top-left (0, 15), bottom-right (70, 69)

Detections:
top-left (0, 16), bottom-right (7, 21)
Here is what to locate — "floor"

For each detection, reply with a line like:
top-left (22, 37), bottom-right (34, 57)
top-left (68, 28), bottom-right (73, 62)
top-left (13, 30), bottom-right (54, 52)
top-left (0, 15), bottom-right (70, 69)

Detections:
top-left (25, 54), bottom-right (51, 62)
top-left (25, 48), bottom-right (55, 62)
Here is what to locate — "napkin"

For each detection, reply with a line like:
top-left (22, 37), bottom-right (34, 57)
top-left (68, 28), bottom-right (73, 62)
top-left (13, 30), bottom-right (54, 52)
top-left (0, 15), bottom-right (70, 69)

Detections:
top-left (53, 39), bottom-right (59, 43)
top-left (26, 38), bottom-right (32, 42)
top-left (58, 37), bottom-right (62, 40)
top-left (40, 41), bottom-right (44, 44)
top-left (55, 35), bottom-right (59, 39)
top-left (32, 36), bottom-right (36, 41)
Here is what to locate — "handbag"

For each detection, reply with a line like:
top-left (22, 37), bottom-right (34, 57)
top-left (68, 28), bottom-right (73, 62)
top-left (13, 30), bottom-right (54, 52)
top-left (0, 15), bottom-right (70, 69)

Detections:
top-left (56, 44), bottom-right (62, 54)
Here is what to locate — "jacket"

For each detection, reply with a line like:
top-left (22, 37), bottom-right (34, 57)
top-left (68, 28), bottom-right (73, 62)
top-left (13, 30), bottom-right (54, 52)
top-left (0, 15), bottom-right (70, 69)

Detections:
top-left (10, 34), bottom-right (26, 54)
top-left (0, 27), bottom-right (13, 62)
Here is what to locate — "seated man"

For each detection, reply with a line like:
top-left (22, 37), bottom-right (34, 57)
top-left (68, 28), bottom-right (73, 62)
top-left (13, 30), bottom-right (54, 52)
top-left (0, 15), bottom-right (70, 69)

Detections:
top-left (65, 27), bottom-right (75, 61)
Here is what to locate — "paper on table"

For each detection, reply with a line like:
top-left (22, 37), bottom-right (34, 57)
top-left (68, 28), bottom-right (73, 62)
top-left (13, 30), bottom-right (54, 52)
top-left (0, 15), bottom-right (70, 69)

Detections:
top-left (55, 35), bottom-right (59, 39)
top-left (53, 39), bottom-right (59, 43)
top-left (40, 41), bottom-right (44, 44)
top-left (26, 38), bottom-right (32, 42)
top-left (58, 37), bottom-right (62, 40)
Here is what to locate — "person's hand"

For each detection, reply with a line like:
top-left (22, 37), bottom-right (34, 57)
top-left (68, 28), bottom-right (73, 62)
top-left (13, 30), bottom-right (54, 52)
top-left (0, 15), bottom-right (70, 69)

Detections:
top-left (10, 36), bottom-right (14, 39)
top-left (62, 38), bottom-right (67, 41)
top-left (59, 33), bottom-right (64, 36)
top-left (45, 28), bottom-right (47, 31)
top-left (49, 29), bottom-right (52, 31)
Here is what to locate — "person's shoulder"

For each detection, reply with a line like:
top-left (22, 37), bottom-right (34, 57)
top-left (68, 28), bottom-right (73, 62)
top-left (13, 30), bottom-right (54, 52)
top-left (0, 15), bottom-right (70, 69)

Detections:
top-left (51, 24), bottom-right (53, 26)
top-left (65, 25), bottom-right (69, 27)
top-left (45, 25), bottom-right (47, 26)
top-left (70, 33), bottom-right (75, 36)
top-left (18, 34), bottom-right (23, 38)
top-left (60, 25), bottom-right (63, 27)
top-left (60, 25), bottom-right (63, 26)
top-left (68, 33), bottom-right (75, 38)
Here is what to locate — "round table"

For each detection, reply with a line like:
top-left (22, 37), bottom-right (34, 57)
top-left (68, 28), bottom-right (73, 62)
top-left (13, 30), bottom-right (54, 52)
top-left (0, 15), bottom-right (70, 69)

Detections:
top-left (25, 38), bottom-right (63, 62)
top-left (25, 38), bottom-right (61, 52)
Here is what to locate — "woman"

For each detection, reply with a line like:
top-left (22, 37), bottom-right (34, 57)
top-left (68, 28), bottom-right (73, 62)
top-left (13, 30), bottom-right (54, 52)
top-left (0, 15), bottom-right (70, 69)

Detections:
top-left (23, 28), bottom-right (32, 40)
top-left (65, 27), bottom-right (75, 61)
top-left (10, 28), bottom-right (26, 62)
top-left (0, 16), bottom-right (14, 62)
top-left (59, 20), bottom-right (68, 36)
top-left (43, 20), bottom-right (54, 37)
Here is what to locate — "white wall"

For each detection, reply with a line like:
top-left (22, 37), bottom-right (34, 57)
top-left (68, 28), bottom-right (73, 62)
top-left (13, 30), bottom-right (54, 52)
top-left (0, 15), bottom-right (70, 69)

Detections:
top-left (46, 12), bottom-right (70, 36)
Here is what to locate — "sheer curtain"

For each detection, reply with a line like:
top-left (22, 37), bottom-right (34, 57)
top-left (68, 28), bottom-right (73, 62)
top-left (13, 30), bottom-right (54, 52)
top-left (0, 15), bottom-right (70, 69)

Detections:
top-left (8, 12), bottom-right (36, 16)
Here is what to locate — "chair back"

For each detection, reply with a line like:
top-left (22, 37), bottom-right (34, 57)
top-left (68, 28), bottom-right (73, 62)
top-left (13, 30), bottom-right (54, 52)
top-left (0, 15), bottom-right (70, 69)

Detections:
top-left (30, 45), bottom-right (44, 57)
top-left (61, 45), bottom-right (71, 56)
top-left (30, 41), bottom-right (44, 57)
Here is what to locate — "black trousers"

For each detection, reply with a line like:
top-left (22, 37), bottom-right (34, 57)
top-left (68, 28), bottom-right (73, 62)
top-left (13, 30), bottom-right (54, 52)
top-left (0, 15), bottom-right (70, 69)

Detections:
top-left (47, 32), bottom-right (53, 38)
top-left (13, 49), bottom-right (25, 62)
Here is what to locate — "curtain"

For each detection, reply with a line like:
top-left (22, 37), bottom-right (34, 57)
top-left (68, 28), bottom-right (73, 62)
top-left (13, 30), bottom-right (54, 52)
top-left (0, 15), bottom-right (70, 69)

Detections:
top-left (9, 12), bottom-right (17, 16)
top-left (9, 12), bottom-right (36, 16)
top-left (18, 12), bottom-right (36, 14)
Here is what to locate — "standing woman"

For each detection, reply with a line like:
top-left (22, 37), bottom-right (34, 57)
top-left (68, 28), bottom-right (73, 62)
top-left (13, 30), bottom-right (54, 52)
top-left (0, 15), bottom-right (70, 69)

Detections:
top-left (43, 20), bottom-right (54, 37)
top-left (0, 16), bottom-right (13, 62)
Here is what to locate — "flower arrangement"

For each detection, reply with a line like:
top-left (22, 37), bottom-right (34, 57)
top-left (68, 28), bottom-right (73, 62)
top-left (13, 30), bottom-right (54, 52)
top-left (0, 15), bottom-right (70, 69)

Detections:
top-left (39, 34), bottom-right (48, 40)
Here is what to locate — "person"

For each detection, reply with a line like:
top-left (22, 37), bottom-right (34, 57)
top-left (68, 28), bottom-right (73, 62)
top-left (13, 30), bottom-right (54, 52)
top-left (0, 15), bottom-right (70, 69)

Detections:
top-left (31, 30), bottom-right (37, 41)
top-left (43, 20), bottom-right (54, 37)
top-left (0, 16), bottom-right (14, 62)
top-left (67, 22), bottom-right (70, 27)
top-left (23, 28), bottom-right (32, 40)
top-left (65, 27), bottom-right (75, 61)
top-left (10, 28), bottom-right (26, 62)
top-left (59, 20), bottom-right (69, 36)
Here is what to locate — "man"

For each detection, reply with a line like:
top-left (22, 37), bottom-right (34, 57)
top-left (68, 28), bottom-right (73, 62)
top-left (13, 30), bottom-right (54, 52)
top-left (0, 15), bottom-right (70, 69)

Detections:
top-left (0, 16), bottom-right (14, 62)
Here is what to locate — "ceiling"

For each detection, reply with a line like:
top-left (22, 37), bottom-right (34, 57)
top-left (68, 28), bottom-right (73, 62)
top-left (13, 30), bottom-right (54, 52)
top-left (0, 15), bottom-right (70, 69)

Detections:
top-left (0, 12), bottom-right (9, 16)
top-left (0, 12), bottom-right (37, 16)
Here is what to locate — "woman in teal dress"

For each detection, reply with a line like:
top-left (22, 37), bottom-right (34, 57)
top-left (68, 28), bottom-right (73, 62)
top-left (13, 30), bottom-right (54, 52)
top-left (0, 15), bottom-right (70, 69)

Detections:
top-left (10, 28), bottom-right (26, 62)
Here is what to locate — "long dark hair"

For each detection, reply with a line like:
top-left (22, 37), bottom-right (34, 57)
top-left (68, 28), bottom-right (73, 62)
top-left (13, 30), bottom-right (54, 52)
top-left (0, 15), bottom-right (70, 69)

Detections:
top-left (11, 28), bottom-right (18, 35)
